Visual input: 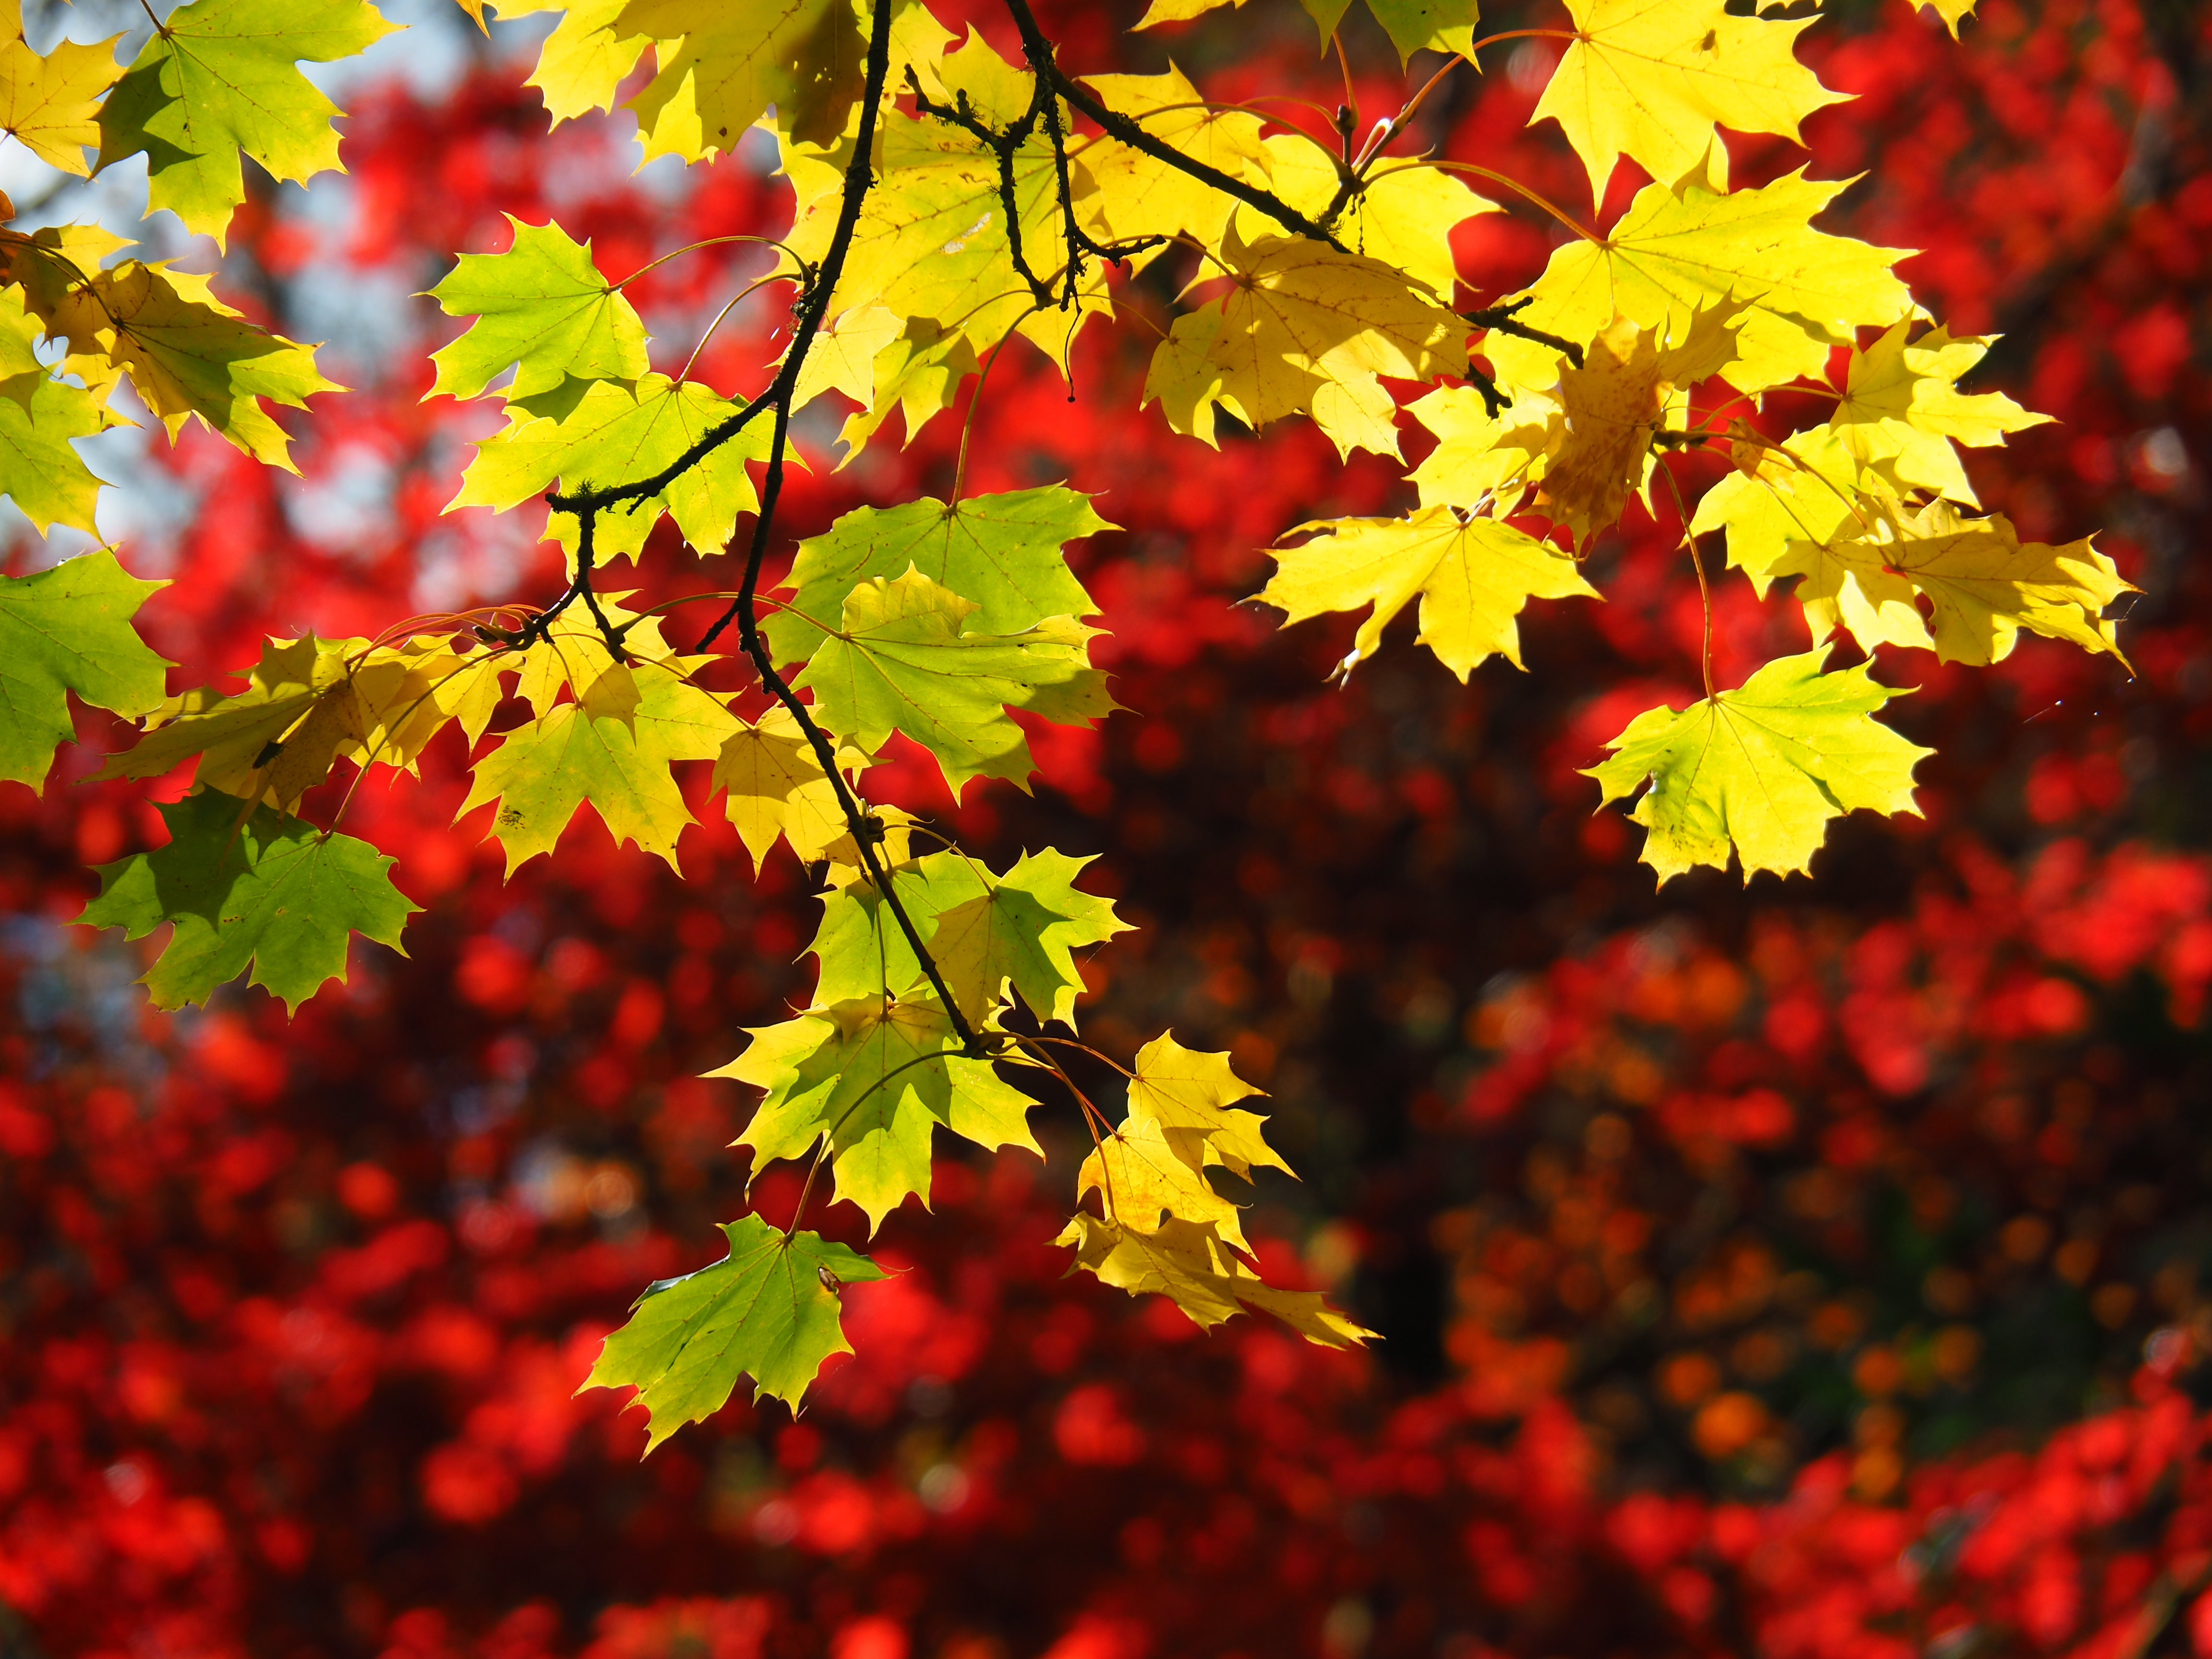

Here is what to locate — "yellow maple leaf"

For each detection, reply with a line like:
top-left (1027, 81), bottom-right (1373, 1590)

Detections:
top-left (1530, 0), bottom-right (1848, 206)
top-left (1909, 0), bottom-right (1979, 37)
top-left (0, 18), bottom-right (120, 175)
top-left (1774, 498), bottom-right (2133, 668)
top-left (1142, 224), bottom-right (1461, 460)
top-left (1073, 66), bottom-right (1271, 267)
top-left (1233, 136), bottom-right (1491, 301)
top-left (1057, 1211), bottom-right (1371, 1348)
top-left (1263, 507), bottom-right (1599, 681)
top-left (1829, 322), bottom-right (2049, 505)
top-left (1487, 171), bottom-right (1916, 398)
top-left (1406, 384), bottom-right (1552, 510)
top-left (710, 704), bottom-right (874, 869)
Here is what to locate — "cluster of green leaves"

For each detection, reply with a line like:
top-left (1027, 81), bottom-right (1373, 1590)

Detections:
top-left (7, 0), bottom-right (2128, 1435)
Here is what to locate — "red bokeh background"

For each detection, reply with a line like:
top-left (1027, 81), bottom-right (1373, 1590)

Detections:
top-left (3, 0), bottom-right (2211, 1655)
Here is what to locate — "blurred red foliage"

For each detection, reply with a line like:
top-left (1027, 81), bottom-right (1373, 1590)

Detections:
top-left (3, 0), bottom-right (2211, 1655)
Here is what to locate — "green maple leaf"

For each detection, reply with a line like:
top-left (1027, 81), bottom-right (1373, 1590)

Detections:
top-left (927, 848), bottom-right (1127, 1028)
top-left (715, 994), bottom-right (1042, 1233)
top-left (581, 1214), bottom-right (889, 1447)
top-left (0, 551), bottom-right (171, 790)
top-left (791, 568), bottom-right (1114, 796)
top-left (76, 790), bottom-right (418, 1012)
top-left (1296, 0), bottom-right (1479, 64)
top-left (1585, 648), bottom-right (1932, 883)
top-left (458, 657), bottom-right (736, 874)
top-left (95, 0), bottom-right (399, 246)
top-left (453, 372), bottom-right (772, 561)
top-left (0, 366), bottom-right (114, 535)
top-left (427, 216), bottom-right (650, 402)
top-left (769, 487), bottom-right (1109, 664)
top-left (810, 847), bottom-right (1126, 1028)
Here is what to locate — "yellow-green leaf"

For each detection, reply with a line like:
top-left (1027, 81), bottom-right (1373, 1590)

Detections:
top-left (580, 1215), bottom-right (889, 1445)
top-left (1490, 171), bottom-right (1916, 397)
top-left (1142, 224), bottom-right (1461, 459)
top-left (427, 216), bottom-right (650, 402)
top-left (791, 567), bottom-right (1114, 797)
top-left (94, 0), bottom-right (399, 246)
top-left (1829, 322), bottom-right (2048, 505)
top-left (1585, 648), bottom-right (1931, 883)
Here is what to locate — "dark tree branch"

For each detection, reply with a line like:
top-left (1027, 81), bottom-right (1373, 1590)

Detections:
top-left (1467, 296), bottom-right (1584, 368)
top-left (998, 0), bottom-right (1348, 253)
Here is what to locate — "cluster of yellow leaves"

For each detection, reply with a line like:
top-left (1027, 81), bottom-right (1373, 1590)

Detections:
top-left (52, 0), bottom-right (2150, 1430)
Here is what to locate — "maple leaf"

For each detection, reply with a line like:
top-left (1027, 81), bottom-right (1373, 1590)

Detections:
top-left (76, 790), bottom-right (418, 1012)
top-left (1126, 1032), bottom-right (1288, 1181)
top-left (1235, 137), bottom-right (1491, 301)
top-left (17, 257), bottom-right (337, 469)
top-left (1828, 322), bottom-right (2049, 505)
top-left (0, 343), bottom-right (116, 535)
top-left (1774, 499), bottom-right (2132, 668)
top-left (1488, 172), bottom-right (1916, 398)
top-left (1142, 224), bottom-right (1462, 459)
top-left (1405, 384), bottom-right (1562, 512)
top-left (619, 0), bottom-right (863, 162)
top-left (769, 487), bottom-right (1108, 666)
top-left (0, 551), bottom-right (170, 790)
top-left (787, 301), bottom-right (903, 414)
top-left (1585, 648), bottom-right (1932, 883)
top-left (1056, 1212), bottom-right (1371, 1347)
top-left (791, 568), bottom-right (1114, 797)
top-left (493, 0), bottom-right (647, 123)
top-left (1531, 0), bottom-right (1847, 206)
top-left (0, 11), bottom-right (121, 174)
top-left (94, 0), bottom-right (398, 246)
top-left (1073, 66), bottom-right (1272, 265)
top-left (427, 217), bottom-right (650, 402)
top-left (1296, 0), bottom-right (1480, 61)
top-left (93, 634), bottom-right (369, 812)
top-left (1690, 423), bottom-right (1873, 587)
top-left (711, 704), bottom-right (874, 870)
top-left (785, 31), bottom-right (1104, 370)
top-left (717, 994), bottom-right (1041, 1233)
top-left (824, 315), bottom-right (982, 456)
top-left (1532, 308), bottom-right (1737, 548)
top-left (459, 656), bottom-right (736, 875)
top-left (810, 847), bottom-right (1126, 1027)
top-left (580, 1214), bottom-right (889, 1445)
top-left (1263, 507), bottom-right (1599, 681)
top-left (1080, 1112), bottom-right (1252, 1248)
top-left (454, 373), bottom-right (773, 561)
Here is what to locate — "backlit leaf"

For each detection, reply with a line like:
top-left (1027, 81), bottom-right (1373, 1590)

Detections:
top-left (95, 0), bottom-right (399, 245)
top-left (1264, 506), bottom-right (1599, 681)
top-left (428, 217), bottom-right (650, 402)
top-left (0, 550), bottom-right (170, 790)
top-left (1057, 1212), bottom-right (1371, 1347)
top-left (581, 1214), bottom-right (889, 1446)
top-left (76, 790), bottom-right (418, 1012)
top-left (0, 18), bottom-right (121, 173)
top-left (716, 994), bottom-right (1041, 1232)
top-left (791, 568), bottom-right (1114, 796)
top-left (1585, 648), bottom-right (1932, 882)
top-left (1530, 0), bottom-right (1846, 206)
